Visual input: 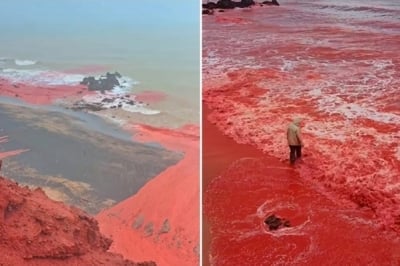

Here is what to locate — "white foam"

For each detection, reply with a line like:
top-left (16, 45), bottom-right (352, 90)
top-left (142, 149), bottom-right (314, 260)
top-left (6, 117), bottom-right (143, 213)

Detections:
top-left (0, 68), bottom-right (84, 86)
top-left (280, 60), bottom-right (296, 72)
top-left (309, 89), bottom-right (400, 125)
top-left (395, 146), bottom-right (400, 161)
top-left (82, 92), bottom-right (159, 115)
top-left (333, 103), bottom-right (400, 124)
top-left (122, 104), bottom-right (160, 115)
top-left (15, 59), bottom-right (37, 66)
top-left (112, 76), bottom-right (138, 94)
top-left (0, 68), bottom-right (138, 94)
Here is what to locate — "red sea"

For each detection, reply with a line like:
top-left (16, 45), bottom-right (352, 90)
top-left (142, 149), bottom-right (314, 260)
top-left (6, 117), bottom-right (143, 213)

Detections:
top-left (203, 1), bottom-right (400, 265)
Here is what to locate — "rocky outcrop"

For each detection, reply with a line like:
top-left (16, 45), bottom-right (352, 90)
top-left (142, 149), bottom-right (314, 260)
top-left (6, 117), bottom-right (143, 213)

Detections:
top-left (262, 0), bottom-right (279, 6)
top-left (202, 0), bottom-right (279, 14)
top-left (203, 0), bottom-right (254, 9)
top-left (0, 176), bottom-right (156, 265)
top-left (71, 94), bottom-right (139, 112)
top-left (80, 72), bottom-right (122, 93)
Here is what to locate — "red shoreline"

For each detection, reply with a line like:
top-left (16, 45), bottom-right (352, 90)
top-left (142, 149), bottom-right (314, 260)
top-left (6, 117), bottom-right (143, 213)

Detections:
top-left (203, 102), bottom-right (400, 264)
top-left (0, 82), bottom-right (199, 265)
top-left (202, 105), bottom-right (268, 266)
top-left (97, 123), bottom-right (199, 266)
top-left (0, 79), bottom-right (89, 105)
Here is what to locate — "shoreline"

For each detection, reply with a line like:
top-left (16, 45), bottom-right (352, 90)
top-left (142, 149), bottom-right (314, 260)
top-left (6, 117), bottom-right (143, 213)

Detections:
top-left (97, 123), bottom-right (200, 266)
top-left (0, 84), bottom-right (199, 265)
top-left (0, 102), bottom-right (183, 214)
top-left (203, 104), bottom-right (400, 264)
top-left (202, 105), bottom-right (265, 266)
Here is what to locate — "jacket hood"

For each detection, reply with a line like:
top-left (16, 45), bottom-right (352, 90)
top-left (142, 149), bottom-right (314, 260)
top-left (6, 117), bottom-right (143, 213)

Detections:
top-left (293, 117), bottom-right (302, 126)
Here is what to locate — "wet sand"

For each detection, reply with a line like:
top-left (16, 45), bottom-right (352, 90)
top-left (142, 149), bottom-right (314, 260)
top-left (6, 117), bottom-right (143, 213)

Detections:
top-left (202, 105), bottom-right (264, 266)
top-left (0, 102), bottom-right (182, 214)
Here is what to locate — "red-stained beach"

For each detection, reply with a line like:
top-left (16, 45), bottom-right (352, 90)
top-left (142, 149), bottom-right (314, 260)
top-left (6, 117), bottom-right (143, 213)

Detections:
top-left (203, 1), bottom-right (400, 265)
top-left (97, 124), bottom-right (199, 265)
top-left (0, 68), bottom-right (199, 265)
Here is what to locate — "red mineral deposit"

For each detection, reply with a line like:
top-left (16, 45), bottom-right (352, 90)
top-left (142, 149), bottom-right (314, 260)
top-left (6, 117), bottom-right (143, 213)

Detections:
top-left (97, 124), bottom-right (199, 266)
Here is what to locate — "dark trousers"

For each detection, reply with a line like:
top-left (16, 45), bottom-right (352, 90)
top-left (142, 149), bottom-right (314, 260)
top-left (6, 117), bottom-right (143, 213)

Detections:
top-left (289, 145), bottom-right (302, 164)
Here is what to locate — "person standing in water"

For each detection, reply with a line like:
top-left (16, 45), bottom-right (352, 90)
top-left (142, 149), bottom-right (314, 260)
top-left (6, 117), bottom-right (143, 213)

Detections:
top-left (287, 118), bottom-right (304, 164)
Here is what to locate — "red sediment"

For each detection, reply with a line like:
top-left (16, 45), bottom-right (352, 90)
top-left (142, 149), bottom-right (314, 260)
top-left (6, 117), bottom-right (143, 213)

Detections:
top-left (135, 91), bottom-right (167, 103)
top-left (97, 124), bottom-right (199, 266)
top-left (0, 79), bottom-right (90, 105)
top-left (0, 136), bottom-right (29, 160)
top-left (0, 149), bottom-right (29, 160)
top-left (215, 15), bottom-right (249, 24)
top-left (0, 137), bottom-right (153, 265)
top-left (0, 176), bottom-right (155, 266)
top-left (202, 105), bottom-right (264, 266)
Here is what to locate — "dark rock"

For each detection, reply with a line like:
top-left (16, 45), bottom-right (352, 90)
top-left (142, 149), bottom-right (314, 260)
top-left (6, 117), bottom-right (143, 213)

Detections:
top-left (264, 214), bottom-right (291, 231)
top-left (237, 0), bottom-right (255, 8)
top-left (202, 2), bottom-right (218, 9)
top-left (80, 72), bottom-right (121, 93)
top-left (262, 0), bottom-right (279, 6)
top-left (101, 98), bottom-right (114, 103)
top-left (158, 219), bottom-right (170, 234)
top-left (144, 222), bottom-right (154, 237)
top-left (217, 0), bottom-right (236, 9)
top-left (203, 0), bottom-right (278, 14)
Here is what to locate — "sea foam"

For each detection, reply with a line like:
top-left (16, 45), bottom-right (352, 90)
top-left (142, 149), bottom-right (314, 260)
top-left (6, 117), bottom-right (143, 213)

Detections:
top-left (14, 59), bottom-right (37, 66)
top-left (0, 68), bottom-right (136, 95)
top-left (82, 92), bottom-right (160, 115)
top-left (0, 68), bottom-right (85, 86)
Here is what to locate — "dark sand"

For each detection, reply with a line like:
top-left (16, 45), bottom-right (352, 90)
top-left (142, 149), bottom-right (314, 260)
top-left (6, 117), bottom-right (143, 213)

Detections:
top-left (0, 102), bottom-right (182, 214)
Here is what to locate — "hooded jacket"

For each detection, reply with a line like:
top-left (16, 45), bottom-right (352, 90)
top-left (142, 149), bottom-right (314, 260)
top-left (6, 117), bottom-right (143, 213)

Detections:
top-left (287, 118), bottom-right (303, 146)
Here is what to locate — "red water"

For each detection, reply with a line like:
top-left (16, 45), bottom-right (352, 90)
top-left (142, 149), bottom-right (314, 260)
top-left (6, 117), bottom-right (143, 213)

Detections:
top-left (0, 78), bottom-right (89, 105)
top-left (203, 1), bottom-right (400, 264)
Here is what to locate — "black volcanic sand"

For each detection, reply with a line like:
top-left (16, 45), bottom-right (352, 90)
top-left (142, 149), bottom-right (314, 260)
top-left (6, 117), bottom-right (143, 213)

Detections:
top-left (0, 103), bottom-right (182, 214)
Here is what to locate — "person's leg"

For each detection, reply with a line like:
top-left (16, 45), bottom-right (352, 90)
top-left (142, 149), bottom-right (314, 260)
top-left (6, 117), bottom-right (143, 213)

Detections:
top-left (295, 145), bottom-right (302, 159)
top-left (289, 146), bottom-right (296, 164)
